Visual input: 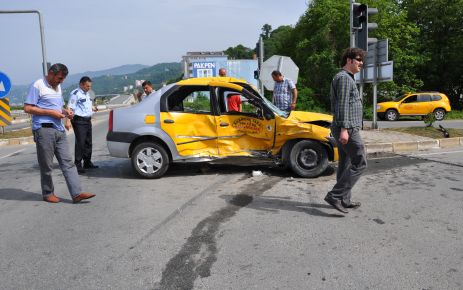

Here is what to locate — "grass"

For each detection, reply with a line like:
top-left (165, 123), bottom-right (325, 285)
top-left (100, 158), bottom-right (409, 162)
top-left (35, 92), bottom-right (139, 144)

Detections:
top-left (0, 128), bottom-right (33, 139)
top-left (385, 126), bottom-right (463, 139)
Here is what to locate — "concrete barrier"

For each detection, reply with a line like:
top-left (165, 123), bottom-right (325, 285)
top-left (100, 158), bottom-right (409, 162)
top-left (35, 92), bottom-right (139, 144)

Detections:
top-left (438, 137), bottom-right (461, 148)
top-left (417, 140), bottom-right (439, 150)
top-left (393, 141), bottom-right (418, 153)
top-left (365, 143), bottom-right (393, 154)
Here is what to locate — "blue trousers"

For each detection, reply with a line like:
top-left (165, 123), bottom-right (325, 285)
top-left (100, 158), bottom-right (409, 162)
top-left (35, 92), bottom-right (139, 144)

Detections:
top-left (33, 127), bottom-right (81, 197)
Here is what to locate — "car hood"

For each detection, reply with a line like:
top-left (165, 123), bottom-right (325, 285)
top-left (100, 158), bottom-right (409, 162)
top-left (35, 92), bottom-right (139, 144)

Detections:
top-left (287, 111), bottom-right (333, 127)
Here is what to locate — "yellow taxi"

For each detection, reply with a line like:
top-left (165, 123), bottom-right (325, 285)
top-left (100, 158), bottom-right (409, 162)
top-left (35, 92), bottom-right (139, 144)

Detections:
top-left (377, 92), bottom-right (451, 121)
top-left (107, 77), bottom-right (338, 178)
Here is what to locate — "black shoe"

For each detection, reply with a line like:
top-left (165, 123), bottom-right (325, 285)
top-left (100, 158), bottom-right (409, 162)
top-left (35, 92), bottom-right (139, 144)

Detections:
top-left (342, 201), bottom-right (361, 209)
top-left (83, 162), bottom-right (99, 169)
top-left (76, 166), bottom-right (86, 174)
top-left (324, 196), bottom-right (348, 213)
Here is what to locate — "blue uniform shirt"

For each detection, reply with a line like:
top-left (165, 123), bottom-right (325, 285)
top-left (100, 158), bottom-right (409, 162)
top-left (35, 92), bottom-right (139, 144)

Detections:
top-left (68, 88), bottom-right (93, 117)
top-left (24, 78), bottom-right (65, 131)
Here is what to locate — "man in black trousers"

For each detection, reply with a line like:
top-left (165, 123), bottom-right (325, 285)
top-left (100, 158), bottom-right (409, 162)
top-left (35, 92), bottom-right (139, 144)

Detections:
top-left (67, 76), bottom-right (98, 173)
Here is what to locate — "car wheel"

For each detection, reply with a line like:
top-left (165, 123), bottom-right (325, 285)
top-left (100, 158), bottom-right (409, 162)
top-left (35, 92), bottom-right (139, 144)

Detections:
top-left (288, 140), bottom-right (328, 178)
top-left (131, 142), bottom-right (169, 178)
top-left (434, 108), bottom-right (446, 121)
top-left (385, 109), bottom-right (399, 121)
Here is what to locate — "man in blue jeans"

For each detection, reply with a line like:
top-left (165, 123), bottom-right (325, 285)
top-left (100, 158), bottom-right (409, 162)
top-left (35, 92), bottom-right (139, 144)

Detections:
top-left (24, 63), bottom-right (96, 203)
top-left (324, 48), bottom-right (367, 214)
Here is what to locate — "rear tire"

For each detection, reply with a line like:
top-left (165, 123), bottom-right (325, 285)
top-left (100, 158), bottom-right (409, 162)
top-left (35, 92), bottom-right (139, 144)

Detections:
top-left (288, 140), bottom-right (328, 178)
top-left (434, 108), bottom-right (446, 121)
top-left (131, 142), bottom-right (169, 178)
top-left (385, 109), bottom-right (399, 121)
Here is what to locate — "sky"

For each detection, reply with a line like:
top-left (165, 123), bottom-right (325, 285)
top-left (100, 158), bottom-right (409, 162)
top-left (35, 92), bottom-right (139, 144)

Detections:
top-left (0, 0), bottom-right (309, 85)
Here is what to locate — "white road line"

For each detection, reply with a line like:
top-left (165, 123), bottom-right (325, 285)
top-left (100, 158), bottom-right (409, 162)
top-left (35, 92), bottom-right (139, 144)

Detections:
top-left (410, 150), bottom-right (463, 157)
top-left (0, 149), bottom-right (26, 160)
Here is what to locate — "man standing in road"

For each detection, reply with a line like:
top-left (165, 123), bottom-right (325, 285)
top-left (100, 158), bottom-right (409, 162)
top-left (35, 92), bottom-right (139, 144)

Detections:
top-left (141, 80), bottom-right (155, 100)
top-left (324, 48), bottom-right (367, 214)
top-left (24, 63), bottom-right (95, 203)
top-left (68, 76), bottom-right (98, 173)
top-left (271, 70), bottom-right (298, 112)
top-left (218, 68), bottom-right (227, 77)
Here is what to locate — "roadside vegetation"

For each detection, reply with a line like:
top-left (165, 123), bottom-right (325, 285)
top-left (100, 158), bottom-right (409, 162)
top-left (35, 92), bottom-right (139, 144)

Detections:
top-left (0, 128), bottom-right (33, 139)
top-left (385, 127), bottom-right (463, 139)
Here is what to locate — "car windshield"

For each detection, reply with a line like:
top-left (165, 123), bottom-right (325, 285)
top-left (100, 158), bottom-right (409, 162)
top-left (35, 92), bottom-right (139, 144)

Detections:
top-left (393, 94), bottom-right (408, 102)
top-left (236, 83), bottom-right (289, 118)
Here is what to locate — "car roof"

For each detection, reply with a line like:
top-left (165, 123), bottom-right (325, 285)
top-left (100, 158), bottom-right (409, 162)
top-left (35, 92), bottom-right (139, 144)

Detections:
top-left (176, 77), bottom-right (248, 86)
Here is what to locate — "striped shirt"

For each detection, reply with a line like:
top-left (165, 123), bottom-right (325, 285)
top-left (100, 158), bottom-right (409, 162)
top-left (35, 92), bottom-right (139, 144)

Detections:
top-left (273, 77), bottom-right (296, 111)
top-left (330, 70), bottom-right (363, 129)
top-left (24, 78), bottom-right (65, 131)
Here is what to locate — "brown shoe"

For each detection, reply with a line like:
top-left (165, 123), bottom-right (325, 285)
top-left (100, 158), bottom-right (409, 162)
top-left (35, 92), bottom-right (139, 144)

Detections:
top-left (43, 195), bottom-right (60, 203)
top-left (72, 192), bottom-right (96, 203)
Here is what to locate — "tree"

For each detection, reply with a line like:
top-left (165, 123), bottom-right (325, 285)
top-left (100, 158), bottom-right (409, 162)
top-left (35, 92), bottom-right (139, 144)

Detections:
top-left (224, 44), bottom-right (254, 59)
top-left (261, 24), bottom-right (272, 39)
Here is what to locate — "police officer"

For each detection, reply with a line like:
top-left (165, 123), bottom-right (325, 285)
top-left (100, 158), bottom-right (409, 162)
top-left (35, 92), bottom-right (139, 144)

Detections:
top-left (67, 76), bottom-right (98, 173)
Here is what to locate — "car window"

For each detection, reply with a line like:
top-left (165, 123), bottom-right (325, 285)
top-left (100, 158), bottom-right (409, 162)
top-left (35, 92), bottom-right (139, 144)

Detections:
top-left (166, 85), bottom-right (212, 114)
top-left (216, 87), bottom-right (264, 118)
top-left (402, 95), bottom-right (417, 103)
top-left (431, 95), bottom-right (442, 101)
top-left (417, 94), bottom-right (431, 102)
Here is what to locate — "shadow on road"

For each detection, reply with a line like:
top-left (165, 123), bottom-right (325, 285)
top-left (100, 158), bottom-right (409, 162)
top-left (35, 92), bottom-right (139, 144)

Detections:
top-left (0, 188), bottom-right (74, 203)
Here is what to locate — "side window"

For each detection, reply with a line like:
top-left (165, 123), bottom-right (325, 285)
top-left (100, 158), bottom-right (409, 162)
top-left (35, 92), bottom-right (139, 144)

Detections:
top-left (402, 95), bottom-right (417, 103)
top-left (431, 95), bottom-right (442, 101)
top-left (417, 95), bottom-right (431, 102)
top-left (166, 86), bottom-right (212, 114)
top-left (217, 88), bottom-right (264, 118)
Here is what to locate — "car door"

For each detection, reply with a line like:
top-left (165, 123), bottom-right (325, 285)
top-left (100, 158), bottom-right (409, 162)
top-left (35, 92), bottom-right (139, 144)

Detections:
top-left (160, 85), bottom-right (218, 157)
top-left (416, 94), bottom-right (433, 114)
top-left (399, 95), bottom-right (418, 115)
top-left (213, 83), bottom-right (275, 156)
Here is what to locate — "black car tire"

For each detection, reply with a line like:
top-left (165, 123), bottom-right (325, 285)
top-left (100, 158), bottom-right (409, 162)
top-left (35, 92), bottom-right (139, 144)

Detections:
top-left (288, 140), bottom-right (328, 178)
top-left (385, 109), bottom-right (399, 121)
top-left (131, 142), bottom-right (169, 178)
top-left (434, 108), bottom-right (446, 121)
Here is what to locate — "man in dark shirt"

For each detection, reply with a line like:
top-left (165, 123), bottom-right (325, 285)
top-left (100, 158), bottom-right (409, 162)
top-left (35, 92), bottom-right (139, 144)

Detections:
top-left (324, 47), bottom-right (367, 214)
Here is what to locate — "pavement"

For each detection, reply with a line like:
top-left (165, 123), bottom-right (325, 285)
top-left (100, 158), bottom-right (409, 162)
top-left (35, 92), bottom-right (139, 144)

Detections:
top-left (1, 118), bottom-right (462, 153)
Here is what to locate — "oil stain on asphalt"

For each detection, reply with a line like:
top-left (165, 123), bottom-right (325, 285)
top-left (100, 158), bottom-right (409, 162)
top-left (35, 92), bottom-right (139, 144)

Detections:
top-left (155, 176), bottom-right (282, 290)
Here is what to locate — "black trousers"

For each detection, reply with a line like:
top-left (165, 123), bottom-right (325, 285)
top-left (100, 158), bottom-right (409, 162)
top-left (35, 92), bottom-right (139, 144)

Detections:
top-left (71, 116), bottom-right (93, 166)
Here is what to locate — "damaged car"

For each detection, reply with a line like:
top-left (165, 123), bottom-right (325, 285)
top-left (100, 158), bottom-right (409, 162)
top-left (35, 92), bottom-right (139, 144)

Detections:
top-left (106, 77), bottom-right (338, 178)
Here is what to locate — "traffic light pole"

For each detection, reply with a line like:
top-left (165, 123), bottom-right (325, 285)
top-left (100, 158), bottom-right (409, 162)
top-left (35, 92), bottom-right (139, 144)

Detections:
top-left (0, 10), bottom-right (48, 76)
top-left (349, 0), bottom-right (356, 47)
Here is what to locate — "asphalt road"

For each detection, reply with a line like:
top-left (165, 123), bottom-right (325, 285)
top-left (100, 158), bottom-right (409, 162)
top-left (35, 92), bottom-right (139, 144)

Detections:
top-left (0, 117), bottom-right (462, 289)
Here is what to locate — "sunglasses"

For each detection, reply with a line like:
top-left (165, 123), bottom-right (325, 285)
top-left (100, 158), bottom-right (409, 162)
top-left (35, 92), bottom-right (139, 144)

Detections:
top-left (353, 57), bottom-right (363, 62)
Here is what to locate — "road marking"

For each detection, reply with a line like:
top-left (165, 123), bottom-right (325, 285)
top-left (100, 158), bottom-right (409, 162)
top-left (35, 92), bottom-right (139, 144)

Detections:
top-left (410, 150), bottom-right (463, 157)
top-left (0, 149), bottom-right (25, 159)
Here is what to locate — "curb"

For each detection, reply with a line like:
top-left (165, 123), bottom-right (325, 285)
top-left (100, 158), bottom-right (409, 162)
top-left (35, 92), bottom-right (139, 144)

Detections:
top-left (365, 137), bottom-right (463, 154)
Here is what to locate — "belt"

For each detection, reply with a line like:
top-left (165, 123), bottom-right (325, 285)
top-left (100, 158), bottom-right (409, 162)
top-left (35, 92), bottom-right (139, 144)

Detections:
top-left (41, 123), bottom-right (54, 128)
top-left (73, 115), bottom-right (91, 121)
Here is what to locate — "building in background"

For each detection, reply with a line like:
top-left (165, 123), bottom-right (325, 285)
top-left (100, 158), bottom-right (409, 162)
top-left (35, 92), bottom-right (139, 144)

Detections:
top-left (182, 51), bottom-right (258, 87)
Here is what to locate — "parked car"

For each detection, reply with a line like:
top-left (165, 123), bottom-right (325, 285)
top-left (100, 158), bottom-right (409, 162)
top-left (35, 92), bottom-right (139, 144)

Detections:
top-left (106, 77), bottom-right (338, 178)
top-left (377, 92), bottom-right (451, 121)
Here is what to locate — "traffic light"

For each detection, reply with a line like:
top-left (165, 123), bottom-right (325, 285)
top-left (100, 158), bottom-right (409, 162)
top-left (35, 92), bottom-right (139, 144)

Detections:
top-left (352, 3), bottom-right (378, 51)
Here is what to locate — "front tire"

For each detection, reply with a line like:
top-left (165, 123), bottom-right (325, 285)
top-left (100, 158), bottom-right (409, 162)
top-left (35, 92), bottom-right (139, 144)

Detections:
top-left (288, 140), bottom-right (329, 178)
top-left (385, 109), bottom-right (399, 121)
top-left (131, 142), bottom-right (169, 178)
top-left (434, 108), bottom-right (446, 121)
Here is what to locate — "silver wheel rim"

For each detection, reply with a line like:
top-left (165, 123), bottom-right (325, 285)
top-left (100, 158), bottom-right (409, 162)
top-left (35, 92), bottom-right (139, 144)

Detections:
top-left (387, 111), bottom-right (397, 120)
top-left (136, 147), bottom-right (163, 174)
top-left (435, 110), bottom-right (444, 120)
top-left (297, 148), bottom-right (318, 169)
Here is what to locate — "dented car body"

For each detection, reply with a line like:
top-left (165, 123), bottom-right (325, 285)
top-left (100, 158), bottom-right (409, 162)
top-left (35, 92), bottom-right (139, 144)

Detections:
top-left (106, 77), bottom-right (338, 178)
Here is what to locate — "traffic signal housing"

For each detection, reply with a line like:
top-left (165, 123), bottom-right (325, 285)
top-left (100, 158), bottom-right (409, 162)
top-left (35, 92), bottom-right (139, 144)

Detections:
top-left (353, 3), bottom-right (378, 51)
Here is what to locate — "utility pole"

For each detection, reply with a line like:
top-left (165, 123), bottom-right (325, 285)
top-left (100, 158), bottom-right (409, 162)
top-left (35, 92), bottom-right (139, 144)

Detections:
top-left (258, 35), bottom-right (264, 95)
top-left (0, 10), bottom-right (48, 76)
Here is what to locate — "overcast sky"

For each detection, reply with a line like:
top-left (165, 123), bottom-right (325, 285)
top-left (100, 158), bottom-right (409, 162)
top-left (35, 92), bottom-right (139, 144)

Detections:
top-left (1, 0), bottom-right (308, 85)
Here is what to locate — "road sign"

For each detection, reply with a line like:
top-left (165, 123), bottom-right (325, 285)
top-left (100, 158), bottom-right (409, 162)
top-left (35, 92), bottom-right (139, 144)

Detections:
top-left (0, 72), bottom-right (12, 99)
top-left (259, 55), bottom-right (299, 91)
top-left (355, 61), bottom-right (394, 83)
top-left (0, 98), bottom-right (12, 126)
top-left (365, 39), bottom-right (388, 65)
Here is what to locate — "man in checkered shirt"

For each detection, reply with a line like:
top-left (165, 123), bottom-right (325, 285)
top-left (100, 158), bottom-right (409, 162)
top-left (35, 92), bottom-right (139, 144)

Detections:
top-left (271, 70), bottom-right (298, 112)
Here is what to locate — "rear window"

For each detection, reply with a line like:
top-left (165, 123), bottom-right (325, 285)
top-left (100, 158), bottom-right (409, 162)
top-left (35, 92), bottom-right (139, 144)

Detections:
top-left (431, 95), bottom-right (442, 101)
top-left (417, 95), bottom-right (431, 102)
